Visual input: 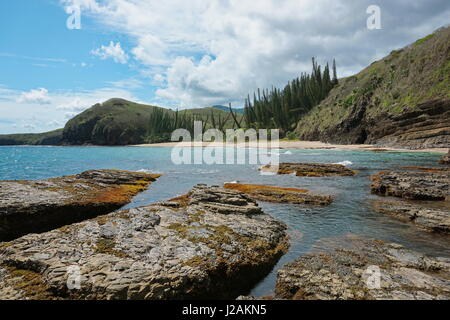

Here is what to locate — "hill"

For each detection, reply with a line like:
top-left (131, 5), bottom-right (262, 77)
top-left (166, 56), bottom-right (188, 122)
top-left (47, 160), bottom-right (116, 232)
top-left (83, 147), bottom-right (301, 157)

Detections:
top-left (212, 105), bottom-right (245, 114)
top-left (0, 99), bottom-right (244, 146)
top-left (62, 99), bottom-right (243, 145)
top-left (295, 26), bottom-right (450, 148)
top-left (0, 129), bottom-right (63, 146)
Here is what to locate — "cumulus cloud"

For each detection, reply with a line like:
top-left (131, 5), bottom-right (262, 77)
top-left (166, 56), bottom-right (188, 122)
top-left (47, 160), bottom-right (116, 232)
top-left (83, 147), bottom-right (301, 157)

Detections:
top-left (91, 41), bottom-right (129, 64)
top-left (0, 86), bottom-right (137, 133)
top-left (58, 0), bottom-right (449, 109)
top-left (17, 88), bottom-right (51, 104)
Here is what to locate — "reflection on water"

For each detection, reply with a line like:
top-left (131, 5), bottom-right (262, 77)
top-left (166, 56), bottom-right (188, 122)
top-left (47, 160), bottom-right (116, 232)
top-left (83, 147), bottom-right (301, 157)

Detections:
top-left (0, 146), bottom-right (448, 297)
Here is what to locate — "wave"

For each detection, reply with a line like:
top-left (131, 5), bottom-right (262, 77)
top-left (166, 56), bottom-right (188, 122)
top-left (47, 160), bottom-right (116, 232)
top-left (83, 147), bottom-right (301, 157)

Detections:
top-left (333, 160), bottom-right (353, 166)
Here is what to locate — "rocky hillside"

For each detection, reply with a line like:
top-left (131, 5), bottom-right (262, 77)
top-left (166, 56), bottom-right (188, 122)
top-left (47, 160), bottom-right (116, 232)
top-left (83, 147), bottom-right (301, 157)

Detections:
top-left (296, 26), bottom-right (450, 149)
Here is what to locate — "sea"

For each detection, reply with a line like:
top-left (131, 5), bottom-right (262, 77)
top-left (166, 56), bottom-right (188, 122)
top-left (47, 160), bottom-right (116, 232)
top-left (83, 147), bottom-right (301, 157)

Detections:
top-left (1, 145), bottom-right (448, 297)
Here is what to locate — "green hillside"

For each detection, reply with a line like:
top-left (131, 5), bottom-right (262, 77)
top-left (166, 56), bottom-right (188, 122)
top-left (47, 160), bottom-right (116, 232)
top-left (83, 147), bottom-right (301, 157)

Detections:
top-left (62, 98), bottom-right (243, 145)
top-left (0, 129), bottom-right (63, 146)
top-left (295, 26), bottom-right (450, 148)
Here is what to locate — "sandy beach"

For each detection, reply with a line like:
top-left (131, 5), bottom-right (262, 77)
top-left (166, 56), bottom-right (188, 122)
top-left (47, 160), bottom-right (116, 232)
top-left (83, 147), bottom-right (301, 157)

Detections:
top-left (130, 140), bottom-right (448, 154)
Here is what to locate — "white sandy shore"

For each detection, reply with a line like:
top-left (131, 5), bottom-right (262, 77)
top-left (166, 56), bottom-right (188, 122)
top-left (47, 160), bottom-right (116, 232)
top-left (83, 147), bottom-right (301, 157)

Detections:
top-left (130, 140), bottom-right (448, 154)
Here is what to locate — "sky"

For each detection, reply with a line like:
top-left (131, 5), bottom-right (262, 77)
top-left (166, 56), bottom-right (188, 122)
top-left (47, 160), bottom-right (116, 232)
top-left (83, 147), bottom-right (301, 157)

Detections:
top-left (0, 0), bottom-right (449, 134)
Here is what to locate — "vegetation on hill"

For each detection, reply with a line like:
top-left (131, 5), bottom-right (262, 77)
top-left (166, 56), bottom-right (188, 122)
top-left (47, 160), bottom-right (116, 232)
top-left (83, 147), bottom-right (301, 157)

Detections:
top-left (61, 98), bottom-right (244, 145)
top-left (2, 27), bottom-right (448, 148)
top-left (0, 129), bottom-right (63, 146)
top-left (244, 59), bottom-right (337, 133)
top-left (295, 26), bottom-right (450, 148)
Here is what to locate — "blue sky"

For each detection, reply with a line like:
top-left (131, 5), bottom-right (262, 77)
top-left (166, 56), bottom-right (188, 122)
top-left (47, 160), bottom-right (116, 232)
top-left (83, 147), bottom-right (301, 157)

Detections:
top-left (0, 0), bottom-right (148, 95)
top-left (0, 0), bottom-right (449, 133)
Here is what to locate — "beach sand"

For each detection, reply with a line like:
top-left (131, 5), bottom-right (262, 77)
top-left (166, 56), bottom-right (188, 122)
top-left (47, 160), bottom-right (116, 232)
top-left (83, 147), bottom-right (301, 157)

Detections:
top-left (130, 140), bottom-right (448, 154)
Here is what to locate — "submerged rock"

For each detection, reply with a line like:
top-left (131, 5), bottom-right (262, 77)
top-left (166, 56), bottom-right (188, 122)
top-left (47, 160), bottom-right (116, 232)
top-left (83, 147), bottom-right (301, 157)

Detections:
top-left (259, 162), bottom-right (356, 177)
top-left (371, 169), bottom-right (450, 201)
top-left (224, 183), bottom-right (333, 205)
top-left (275, 235), bottom-right (450, 300)
top-left (0, 185), bottom-right (288, 300)
top-left (372, 200), bottom-right (450, 234)
top-left (0, 170), bottom-right (161, 241)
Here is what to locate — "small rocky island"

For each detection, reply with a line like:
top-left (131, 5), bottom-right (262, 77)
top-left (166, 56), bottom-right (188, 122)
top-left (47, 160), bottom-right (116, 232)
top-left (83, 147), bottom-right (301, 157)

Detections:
top-left (259, 162), bottom-right (356, 177)
top-left (0, 170), bottom-right (161, 241)
top-left (224, 183), bottom-right (333, 205)
top-left (0, 184), bottom-right (288, 300)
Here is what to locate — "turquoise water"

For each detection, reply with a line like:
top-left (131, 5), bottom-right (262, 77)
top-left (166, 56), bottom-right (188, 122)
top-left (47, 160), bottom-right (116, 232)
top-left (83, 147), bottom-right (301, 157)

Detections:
top-left (1, 146), bottom-right (449, 297)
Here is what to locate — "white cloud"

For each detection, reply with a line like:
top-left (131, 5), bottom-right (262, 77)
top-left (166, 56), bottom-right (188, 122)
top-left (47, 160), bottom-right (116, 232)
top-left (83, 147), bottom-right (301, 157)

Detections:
top-left (91, 41), bottom-right (129, 64)
top-left (17, 88), bottom-right (51, 104)
top-left (61, 0), bottom-right (450, 108)
top-left (0, 86), bottom-right (137, 133)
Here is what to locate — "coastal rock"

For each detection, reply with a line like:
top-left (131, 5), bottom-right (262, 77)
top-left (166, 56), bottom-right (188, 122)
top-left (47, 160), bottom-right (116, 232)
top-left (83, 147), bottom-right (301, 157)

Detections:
top-left (372, 200), bottom-right (450, 234)
top-left (440, 150), bottom-right (450, 165)
top-left (259, 162), bottom-right (356, 177)
top-left (0, 170), bottom-right (161, 241)
top-left (224, 183), bottom-right (333, 205)
top-left (275, 235), bottom-right (450, 300)
top-left (370, 169), bottom-right (450, 201)
top-left (0, 185), bottom-right (289, 300)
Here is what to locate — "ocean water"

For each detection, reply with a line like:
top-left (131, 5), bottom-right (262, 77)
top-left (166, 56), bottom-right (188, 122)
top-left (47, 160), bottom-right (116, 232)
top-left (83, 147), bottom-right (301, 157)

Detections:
top-left (0, 145), bottom-right (449, 297)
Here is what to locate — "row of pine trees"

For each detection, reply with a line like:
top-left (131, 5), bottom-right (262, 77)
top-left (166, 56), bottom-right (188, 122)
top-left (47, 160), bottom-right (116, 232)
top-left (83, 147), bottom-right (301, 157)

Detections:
top-left (244, 58), bottom-right (338, 132)
top-left (147, 58), bottom-right (337, 141)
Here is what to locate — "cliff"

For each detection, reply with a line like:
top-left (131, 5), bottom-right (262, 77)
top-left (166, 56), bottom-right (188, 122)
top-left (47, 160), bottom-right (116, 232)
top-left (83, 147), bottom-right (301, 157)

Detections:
top-left (295, 26), bottom-right (450, 149)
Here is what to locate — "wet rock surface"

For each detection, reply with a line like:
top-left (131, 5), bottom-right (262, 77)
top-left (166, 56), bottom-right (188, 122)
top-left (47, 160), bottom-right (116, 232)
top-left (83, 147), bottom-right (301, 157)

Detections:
top-left (372, 200), bottom-right (450, 234)
top-left (371, 169), bottom-right (449, 233)
top-left (0, 185), bottom-right (288, 300)
top-left (440, 150), bottom-right (450, 165)
top-left (371, 169), bottom-right (450, 201)
top-left (259, 162), bottom-right (356, 177)
top-left (275, 235), bottom-right (450, 300)
top-left (224, 183), bottom-right (333, 205)
top-left (0, 170), bottom-right (160, 241)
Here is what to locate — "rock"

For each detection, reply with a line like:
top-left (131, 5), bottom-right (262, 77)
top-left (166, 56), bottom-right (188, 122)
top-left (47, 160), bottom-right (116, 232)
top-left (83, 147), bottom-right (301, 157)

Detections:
top-left (370, 169), bottom-right (449, 201)
top-left (224, 183), bottom-right (333, 205)
top-left (372, 200), bottom-right (450, 234)
top-left (0, 185), bottom-right (289, 300)
top-left (259, 163), bottom-right (356, 177)
top-left (275, 235), bottom-right (450, 300)
top-left (440, 150), bottom-right (450, 165)
top-left (0, 170), bottom-right (161, 241)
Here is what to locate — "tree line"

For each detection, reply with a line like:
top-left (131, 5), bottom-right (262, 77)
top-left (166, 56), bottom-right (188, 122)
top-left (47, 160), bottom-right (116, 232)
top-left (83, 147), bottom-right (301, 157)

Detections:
top-left (146, 58), bottom-right (337, 141)
top-left (244, 58), bottom-right (338, 132)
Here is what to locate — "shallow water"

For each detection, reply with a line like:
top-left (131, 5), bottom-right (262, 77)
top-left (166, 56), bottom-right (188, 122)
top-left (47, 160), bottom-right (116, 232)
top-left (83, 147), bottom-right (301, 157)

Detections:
top-left (0, 146), bottom-right (448, 297)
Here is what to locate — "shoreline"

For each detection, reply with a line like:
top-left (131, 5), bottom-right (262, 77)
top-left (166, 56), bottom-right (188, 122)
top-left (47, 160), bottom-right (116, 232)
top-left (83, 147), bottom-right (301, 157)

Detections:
top-left (129, 140), bottom-right (449, 154)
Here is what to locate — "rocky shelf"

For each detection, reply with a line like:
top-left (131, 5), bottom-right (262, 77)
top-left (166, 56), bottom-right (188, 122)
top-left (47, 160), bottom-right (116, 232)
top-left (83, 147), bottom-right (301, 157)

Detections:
top-left (224, 183), bottom-right (333, 205)
top-left (259, 162), bottom-right (356, 177)
top-left (370, 168), bottom-right (449, 233)
top-left (0, 170), bottom-right (161, 241)
top-left (371, 169), bottom-right (449, 201)
top-left (440, 150), bottom-right (450, 164)
top-left (0, 185), bottom-right (289, 300)
top-left (372, 200), bottom-right (450, 234)
top-left (275, 235), bottom-right (450, 300)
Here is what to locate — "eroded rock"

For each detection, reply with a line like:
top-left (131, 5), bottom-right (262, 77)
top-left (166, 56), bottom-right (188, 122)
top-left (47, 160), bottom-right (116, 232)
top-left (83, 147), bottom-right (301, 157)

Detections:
top-left (372, 200), bottom-right (450, 234)
top-left (440, 150), bottom-right (450, 165)
top-left (224, 183), bottom-right (333, 205)
top-left (0, 170), bottom-right (161, 241)
top-left (0, 185), bottom-right (289, 300)
top-left (371, 169), bottom-right (450, 201)
top-left (259, 163), bottom-right (356, 177)
top-left (275, 235), bottom-right (450, 300)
